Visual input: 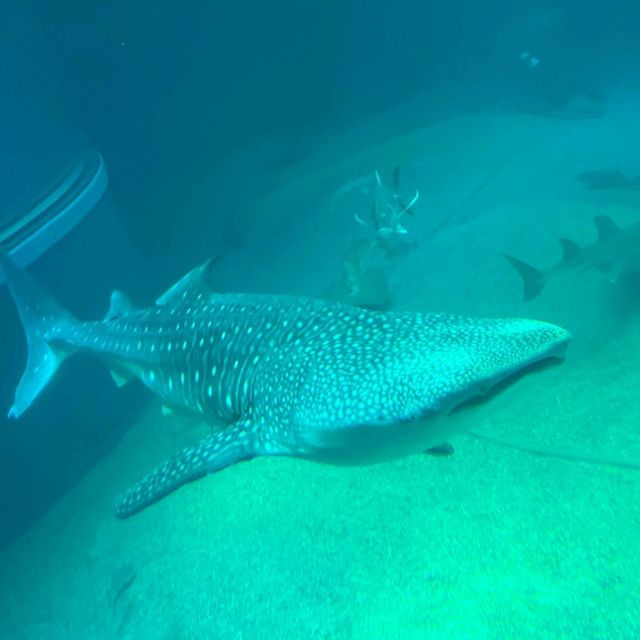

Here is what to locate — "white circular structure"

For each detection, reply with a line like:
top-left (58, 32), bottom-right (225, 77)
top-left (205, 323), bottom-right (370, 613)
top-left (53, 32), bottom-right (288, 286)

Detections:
top-left (0, 149), bottom-right (108, 276)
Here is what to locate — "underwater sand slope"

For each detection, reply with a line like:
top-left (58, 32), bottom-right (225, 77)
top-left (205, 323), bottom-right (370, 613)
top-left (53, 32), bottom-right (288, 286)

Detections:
top-left (1, 344), bottom-right (639, 640)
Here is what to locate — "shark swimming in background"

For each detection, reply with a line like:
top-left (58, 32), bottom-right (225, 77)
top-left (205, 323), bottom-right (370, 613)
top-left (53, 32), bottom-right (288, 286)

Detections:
top-left (504, 215), bottom-right (640, 300)
top-left (1, 253), bottom-right (570, 518)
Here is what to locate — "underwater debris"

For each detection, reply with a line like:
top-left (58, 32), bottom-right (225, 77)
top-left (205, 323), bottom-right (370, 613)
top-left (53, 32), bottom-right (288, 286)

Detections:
top-left (467, 428), bottom-right (640, 471)
top-left (354, 166), bottom-right (419, 240)
top-left (324, 166), bottom-right (419, 309)
top-left (424, 443), bottom-right (455, 456)
top-left (107, 561), bottom-right (137, 607)
top-left (322, 266), bottom-right (391, 311)
top-left (322, 238), bottom-right (392, 310)
top-left (342, 239), bottom-right (375, 294)
top-left (329, 174), bottom-right (378, 214)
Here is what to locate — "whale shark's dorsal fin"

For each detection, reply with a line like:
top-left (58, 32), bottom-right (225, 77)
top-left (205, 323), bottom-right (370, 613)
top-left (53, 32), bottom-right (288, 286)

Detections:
top-left (156, 256), bottom-right (219, 306)
top-left (104, 290), bottom-right (136, 321)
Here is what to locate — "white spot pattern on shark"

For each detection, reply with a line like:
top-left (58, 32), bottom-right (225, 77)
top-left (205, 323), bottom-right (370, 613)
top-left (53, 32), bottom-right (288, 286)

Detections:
top-left (0, 253), bottom-right (570, 518)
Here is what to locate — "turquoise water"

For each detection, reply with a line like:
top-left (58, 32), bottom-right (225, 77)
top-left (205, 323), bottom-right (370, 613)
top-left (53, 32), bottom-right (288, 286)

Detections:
top-left (1, 3), bottom-right (640, 638)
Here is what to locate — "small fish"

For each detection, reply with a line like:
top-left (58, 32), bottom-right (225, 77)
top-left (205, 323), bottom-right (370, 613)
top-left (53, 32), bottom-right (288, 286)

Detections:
top-left (1, 253), bottom-right (570, 517)
top-left (504, 215), bottom-right (640, 300)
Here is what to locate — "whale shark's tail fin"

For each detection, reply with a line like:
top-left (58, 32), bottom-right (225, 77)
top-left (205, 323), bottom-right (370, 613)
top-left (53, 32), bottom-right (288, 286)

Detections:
top-left (0, 252), bottom-right (77, 418)
top-left (503, 254), bottom-right (546, 301)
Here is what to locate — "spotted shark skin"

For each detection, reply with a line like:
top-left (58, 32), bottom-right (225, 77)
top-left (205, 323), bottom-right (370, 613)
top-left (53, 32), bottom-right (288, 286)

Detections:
top-left (0, 254), bottom-right (571, 518)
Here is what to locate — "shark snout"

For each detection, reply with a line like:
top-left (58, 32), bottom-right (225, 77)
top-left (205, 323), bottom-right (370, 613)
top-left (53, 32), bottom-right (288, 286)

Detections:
top-left (477, 318), bottom-right (571, 399)
top-left (462, 317), bottom-right (571, 398)
top-left (510, 318), bottom-right (571, 364)
top-left (442, 317), bottom-right (570, 419)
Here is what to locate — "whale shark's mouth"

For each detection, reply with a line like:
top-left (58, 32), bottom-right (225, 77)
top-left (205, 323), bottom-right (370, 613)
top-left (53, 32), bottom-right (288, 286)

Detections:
top-left (299, 352), bottom-right (568, 465)
top-left (449, 352), bottom-right (565, 416)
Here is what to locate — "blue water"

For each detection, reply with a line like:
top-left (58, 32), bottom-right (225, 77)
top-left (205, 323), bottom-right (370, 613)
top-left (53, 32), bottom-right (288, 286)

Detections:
top-left (1, 2), bottom-right (640, 638)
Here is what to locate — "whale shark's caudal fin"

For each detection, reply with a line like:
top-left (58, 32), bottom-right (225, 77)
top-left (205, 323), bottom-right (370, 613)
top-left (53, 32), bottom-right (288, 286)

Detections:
top-left (0, 252), bottom-right (77, 418)
top-left (503, 254), bottom-right (546, 301)
top-left (114, 422), bottom-right (256, 518)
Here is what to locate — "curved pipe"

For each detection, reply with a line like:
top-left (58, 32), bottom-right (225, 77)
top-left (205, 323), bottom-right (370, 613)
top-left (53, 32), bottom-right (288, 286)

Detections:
top-left (1, 151), bottom-right (108, 273)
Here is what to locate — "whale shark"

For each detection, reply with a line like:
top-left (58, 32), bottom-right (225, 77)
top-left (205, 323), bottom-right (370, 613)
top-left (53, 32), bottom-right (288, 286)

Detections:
top-left (504, 215), bottom-right (640, 300)
top-left (1, 253), bottom-right (570, 518)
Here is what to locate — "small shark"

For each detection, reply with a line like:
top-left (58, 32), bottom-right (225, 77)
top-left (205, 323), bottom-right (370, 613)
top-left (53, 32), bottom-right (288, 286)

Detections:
top-left (1, 253), bottom-right (570, 518)
top-left (504, 215), bottom-right (640, 300)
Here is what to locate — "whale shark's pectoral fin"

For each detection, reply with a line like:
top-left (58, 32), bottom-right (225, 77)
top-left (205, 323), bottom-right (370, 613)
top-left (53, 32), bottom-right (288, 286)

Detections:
top-left (424, 443), bottom-right (455, 457)
top-left (113, 421), bottom-right (255, 518)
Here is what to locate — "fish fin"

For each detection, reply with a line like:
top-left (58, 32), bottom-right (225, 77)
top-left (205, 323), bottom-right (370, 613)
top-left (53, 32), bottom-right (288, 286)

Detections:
top-left (160, 404), bottom-right (174, 416)
top-left (0, 251), bottom-right (77, 418)
top-left (503, 254), bottom-right (546, 300)
top-left (113, 423), bottom-right (255, 518)
top-left (156, 256), bottom-right (220, 306)
top-left (104, 290), bottom-right (136, 321)
top-left (424, 443), bottom-right (455, 456)
top-left (558, 237), bottom-right (582, 264)
top-left (594, 215), bottom-right (620, 242)
top-left (109, 369), bottom-right (133, 388)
